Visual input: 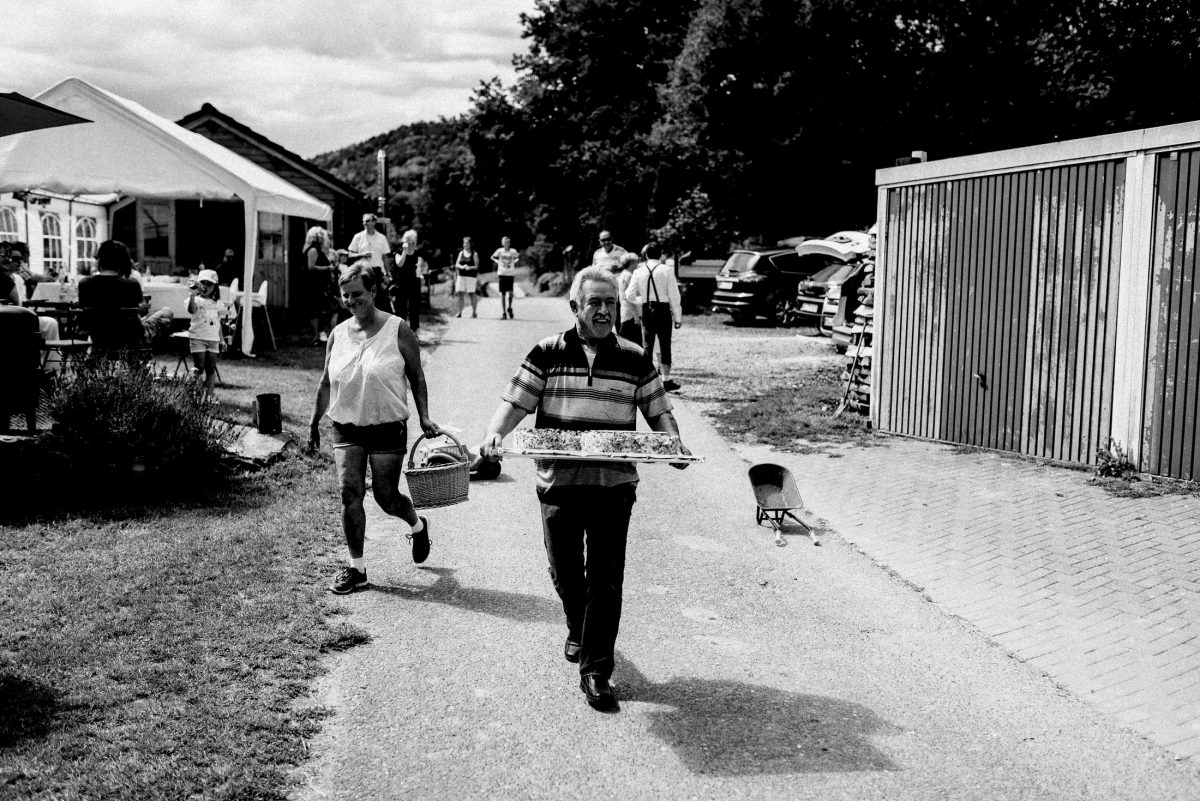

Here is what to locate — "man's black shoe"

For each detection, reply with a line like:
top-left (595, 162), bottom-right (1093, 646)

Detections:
top-left (580, 674), bottom-right (618, 712)
top-left (564, 638), bottom-right (581, 663)
top-left (663, 379), bottom-right (681, 392)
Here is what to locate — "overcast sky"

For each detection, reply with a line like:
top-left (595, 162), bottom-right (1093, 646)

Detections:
top-left (4, 0), bottom-right (535, 158)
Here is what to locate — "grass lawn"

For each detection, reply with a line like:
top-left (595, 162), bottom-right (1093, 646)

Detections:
top-left (0, 302), bottom-right (450, 800)
top-left (671, 309), bottom-right (873, 452)
top-left (0, 454), bottom-right (358, 800)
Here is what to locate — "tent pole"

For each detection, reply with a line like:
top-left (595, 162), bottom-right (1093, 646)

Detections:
top-left (240, 199), bottom-right (257, 356)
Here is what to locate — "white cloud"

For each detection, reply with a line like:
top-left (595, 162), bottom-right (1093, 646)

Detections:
top-left (2, 0), bottom-right (535, 156)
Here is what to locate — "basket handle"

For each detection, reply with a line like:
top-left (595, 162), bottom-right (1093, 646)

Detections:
top-left (407, 429), bottom-right (469, 469)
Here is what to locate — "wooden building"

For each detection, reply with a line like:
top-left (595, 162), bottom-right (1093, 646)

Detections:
top-left (875, 121), bottom-right (1200, 481)
top-left (178, 103), bottom-right (367, 329)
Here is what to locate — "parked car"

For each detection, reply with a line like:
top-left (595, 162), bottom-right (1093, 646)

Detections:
top-left (676, 254), bottom-right (728, 310)
top-left (796, 260), bottom-right (866, 333)
top-left (710, 248), bottom-right (815, 325)
top-left (792, 233), bottom-right (871, 332)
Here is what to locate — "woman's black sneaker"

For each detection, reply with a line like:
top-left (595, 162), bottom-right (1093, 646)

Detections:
top-left (408, 516), bottom-right (431, 563)
top-left (330, 567), bottom-right (368, 594)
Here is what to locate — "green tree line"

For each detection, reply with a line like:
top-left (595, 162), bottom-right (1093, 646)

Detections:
top-left (312, 0), bottom-right (1200, 270)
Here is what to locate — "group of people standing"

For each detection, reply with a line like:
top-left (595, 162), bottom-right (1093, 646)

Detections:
top-left (305, 215), bottom-right (524, 341)
top-left (592, 230), bottom-right (683, 392)
top-left (302, 213), bottom-right (429, 347)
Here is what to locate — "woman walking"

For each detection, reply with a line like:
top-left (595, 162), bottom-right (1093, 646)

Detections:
top-left (453, 236), bottom-right (480, 318)
top-left (309, 264), bottom-right (441, 593)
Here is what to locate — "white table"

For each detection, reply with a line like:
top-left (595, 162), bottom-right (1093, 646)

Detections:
top-left (143, 282), bottom-right (233, 321)
top-left (30, 281), bottom-right (79, 303)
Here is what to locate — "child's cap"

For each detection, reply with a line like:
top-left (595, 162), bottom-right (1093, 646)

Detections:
top-left (197, 269), bottom-right (220, 284)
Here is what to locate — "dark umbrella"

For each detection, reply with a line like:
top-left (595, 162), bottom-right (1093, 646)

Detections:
top-left (0, 90), bottom-right (92, 137)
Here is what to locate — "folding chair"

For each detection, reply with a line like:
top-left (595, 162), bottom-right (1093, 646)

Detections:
top-left (172, 331), bottom-right (222, 385)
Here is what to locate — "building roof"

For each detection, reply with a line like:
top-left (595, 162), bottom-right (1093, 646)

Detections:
top-left (0, 78), bottom-right (330, 221)
top-left (177, 103), bottom-right (365, 202)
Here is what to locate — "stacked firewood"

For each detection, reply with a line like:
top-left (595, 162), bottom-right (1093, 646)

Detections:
top-left (840, 249), bottom-right (875, 415)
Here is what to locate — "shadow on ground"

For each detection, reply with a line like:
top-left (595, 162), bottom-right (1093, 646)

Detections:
top-left (0, 672), bottom-right (57, 747)
top-left (370, 566), bottom-right (561, 624)
top-left (616, 657), bottom-right (898, 775)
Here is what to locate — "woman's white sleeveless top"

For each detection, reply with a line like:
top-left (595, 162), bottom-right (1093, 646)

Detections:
top-left (326, 314), bottom-right (409, 425)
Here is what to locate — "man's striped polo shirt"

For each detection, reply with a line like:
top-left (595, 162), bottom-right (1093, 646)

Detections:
top-left (501, 326), bottom-right (672, 490)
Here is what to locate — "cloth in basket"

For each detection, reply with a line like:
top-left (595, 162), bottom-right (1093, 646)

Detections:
top-left (406, 430), bottom-right (470, 508)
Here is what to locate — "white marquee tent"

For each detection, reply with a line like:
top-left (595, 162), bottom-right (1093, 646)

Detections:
top-left (0, 77), bottom-right (332, 354)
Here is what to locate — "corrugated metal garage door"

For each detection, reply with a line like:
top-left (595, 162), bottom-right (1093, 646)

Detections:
top-left (1143, 151), bottom-right (1200, 481)
top-left (881, 161), bottom-right (1126, 464)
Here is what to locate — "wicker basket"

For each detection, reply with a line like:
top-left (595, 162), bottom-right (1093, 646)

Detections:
top-left (405, 431), bottom-right (470, 509)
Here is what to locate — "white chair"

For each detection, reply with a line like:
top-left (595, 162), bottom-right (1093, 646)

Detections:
top-left (250, 280), bottom-right (276, 351)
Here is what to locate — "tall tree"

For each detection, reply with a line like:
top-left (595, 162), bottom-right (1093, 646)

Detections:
top-left (468, 0), bottom-right (698, 261)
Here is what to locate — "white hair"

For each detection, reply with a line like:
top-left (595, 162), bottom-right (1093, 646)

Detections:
top-left (570, 266), bottom-right (619, 306)
top-left (402, 229), bottom-right (418, 245)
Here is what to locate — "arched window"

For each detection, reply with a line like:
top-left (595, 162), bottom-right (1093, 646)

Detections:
top-left (75, 217), bottom-right (98, 274)
top-left (0, 207), bottom-right (18, 242)
top-left (41, 213), bottom-right (64, 276)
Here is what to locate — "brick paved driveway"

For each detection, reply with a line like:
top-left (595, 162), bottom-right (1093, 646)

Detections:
top-left (739, 436), bottom-right (1200, 762)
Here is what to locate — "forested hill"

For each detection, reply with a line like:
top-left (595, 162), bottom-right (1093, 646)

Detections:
top-left (310, 118), bottom-right (468, 242)
top-left (306, 0), bottom-right (1200, 272)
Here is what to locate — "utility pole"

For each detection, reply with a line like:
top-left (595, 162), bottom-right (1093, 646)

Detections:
top-left (376, 149), bottom-right (387, 218)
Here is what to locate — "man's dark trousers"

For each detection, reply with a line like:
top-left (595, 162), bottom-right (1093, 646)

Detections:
top-left (538, 484), bottom-right (637, 679)
top-left (639, 303), bottom-right (673, 368)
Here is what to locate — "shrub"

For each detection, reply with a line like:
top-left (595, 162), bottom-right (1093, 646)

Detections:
top-left (44, 353), bottom-right (233, 497)
top-left (1095, 437), bottom-right (1137, 479)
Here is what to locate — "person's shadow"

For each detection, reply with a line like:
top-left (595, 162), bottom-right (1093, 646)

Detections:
top-left (369, 566), bottom-right (562, 625)
top-left (616, 655), bottom-right (898, 775)
top-left (0, 671), bottom-right (56, 747)
top-left (369, 573), bottom-right (897, 775)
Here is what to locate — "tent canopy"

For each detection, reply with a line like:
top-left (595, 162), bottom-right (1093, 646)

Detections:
top-left (0, 77), bottom-right (331, 353)
top-left (0, 77), bottom-right (329, 219)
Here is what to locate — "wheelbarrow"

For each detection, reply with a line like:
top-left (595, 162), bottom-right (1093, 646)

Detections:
top-left (748, 463), bottom-right (819, 547)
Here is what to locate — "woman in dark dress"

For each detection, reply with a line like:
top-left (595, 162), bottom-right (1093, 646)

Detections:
top-left (390, 229), bottom-right (426, 333)
top-left (304, 226), bottom-right (339, 345)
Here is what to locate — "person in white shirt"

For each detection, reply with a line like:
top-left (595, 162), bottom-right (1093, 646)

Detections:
top-left (623, 241), bottom-right (682, 391)
top-left (308, 264), bottom-right (442, 594)
top-left (590, 230), bottom-right (627, 272)
top-left (347, 213), bottom-right (393, 312)
top-left (490, 235), bottom-right (520, 319)
top-left (186, 268), bottom-right (228, 391)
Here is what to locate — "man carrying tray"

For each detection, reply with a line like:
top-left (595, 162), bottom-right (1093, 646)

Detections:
top-left (479, 265), bottom-right (691, 712)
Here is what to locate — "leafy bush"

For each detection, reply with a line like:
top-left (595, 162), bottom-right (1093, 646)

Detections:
top-left (45, 353), bottom-right (233, 496)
